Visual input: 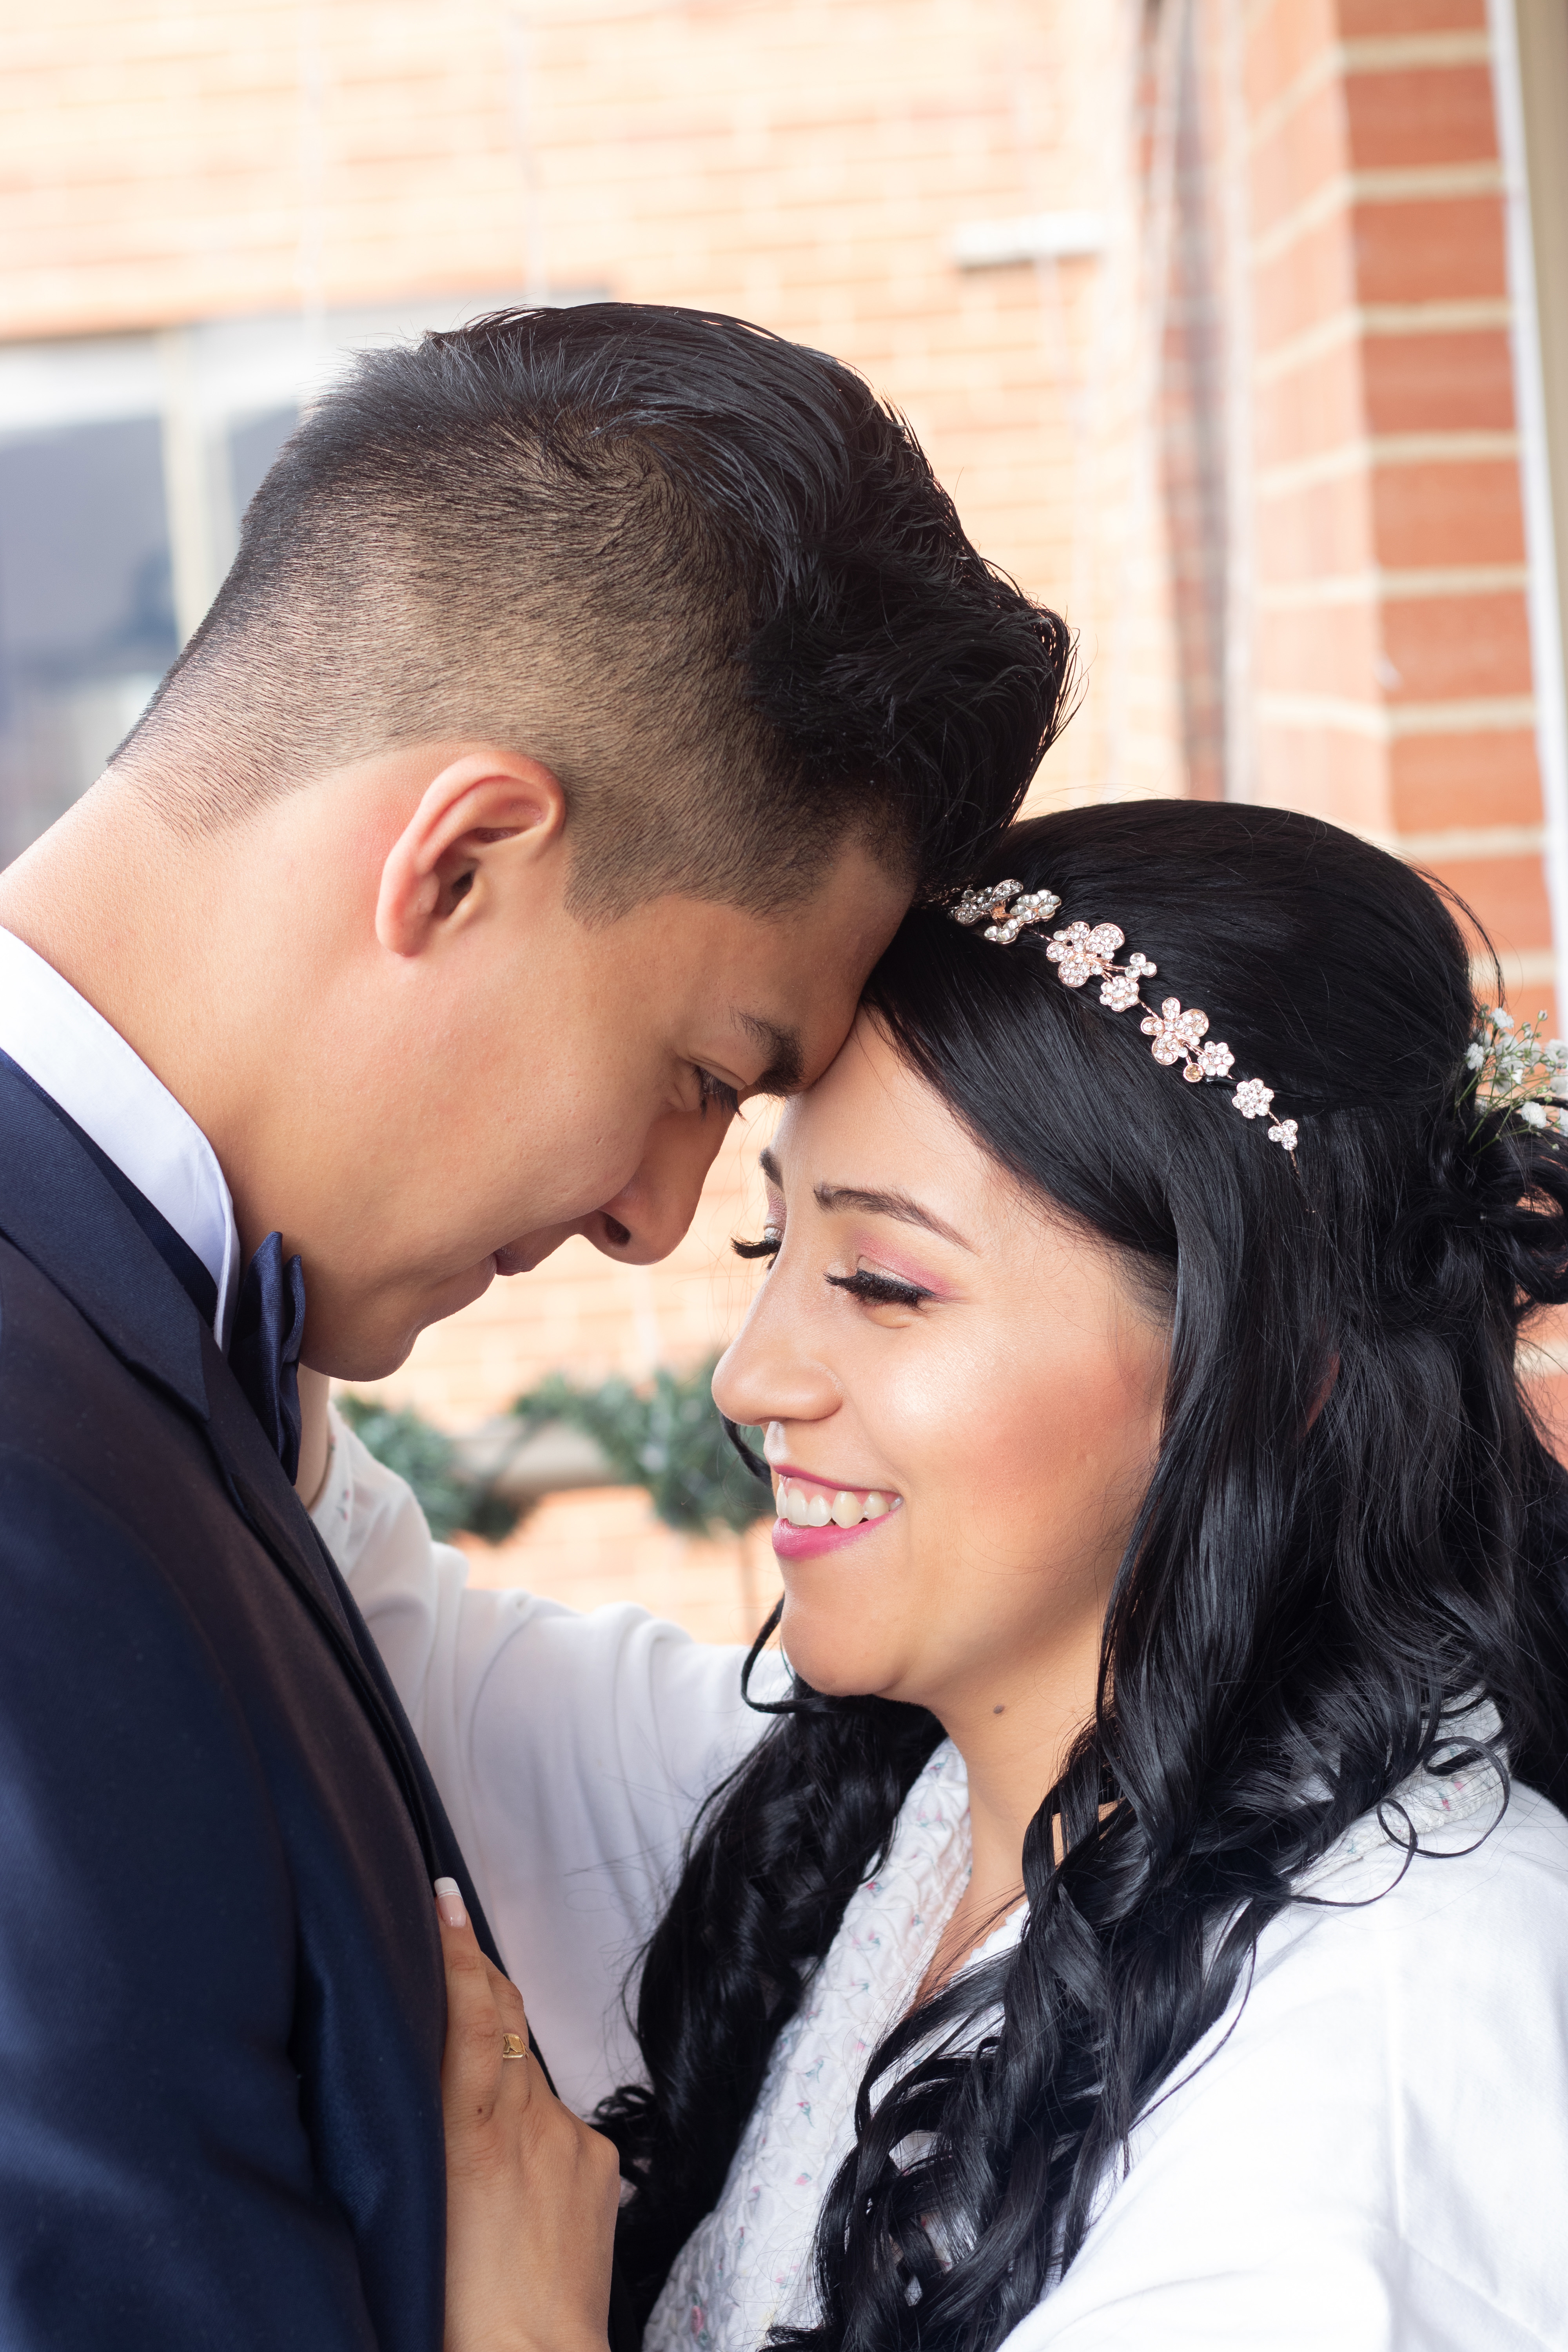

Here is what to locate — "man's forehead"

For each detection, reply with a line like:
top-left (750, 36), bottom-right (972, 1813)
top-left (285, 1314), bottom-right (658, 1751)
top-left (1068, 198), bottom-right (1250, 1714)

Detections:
top-left (696, 851), bottom-right (908, 1093)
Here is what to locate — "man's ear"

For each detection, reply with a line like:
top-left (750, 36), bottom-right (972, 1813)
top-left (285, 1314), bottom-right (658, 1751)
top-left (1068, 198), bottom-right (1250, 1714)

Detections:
top-left (375, 748), bottom-right (566, 957)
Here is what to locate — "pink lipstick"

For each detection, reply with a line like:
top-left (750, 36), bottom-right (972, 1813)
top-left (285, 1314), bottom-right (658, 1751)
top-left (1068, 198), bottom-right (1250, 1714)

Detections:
top-left (771, 1467), bottom-right (901, 1561)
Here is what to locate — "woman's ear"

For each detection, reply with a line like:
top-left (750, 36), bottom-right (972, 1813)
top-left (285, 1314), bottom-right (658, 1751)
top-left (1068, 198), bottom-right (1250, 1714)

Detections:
top-left (375, 749), bottom-right (566, 957)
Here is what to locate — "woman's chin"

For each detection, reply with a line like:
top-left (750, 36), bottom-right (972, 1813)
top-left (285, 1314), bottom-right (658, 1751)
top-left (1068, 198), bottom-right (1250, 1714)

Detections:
top-left (777, 1593), bottom-right (911, 1702)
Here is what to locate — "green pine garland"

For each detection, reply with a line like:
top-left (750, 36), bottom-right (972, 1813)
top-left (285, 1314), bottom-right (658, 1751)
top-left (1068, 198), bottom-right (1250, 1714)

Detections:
top-left (338, 1357), bottom-right (771, 1544)
top-left (510, 1361), bottom-right (771, 1538)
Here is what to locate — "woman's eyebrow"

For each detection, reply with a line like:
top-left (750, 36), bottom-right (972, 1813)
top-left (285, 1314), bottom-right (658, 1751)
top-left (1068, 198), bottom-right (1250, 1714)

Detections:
top-left (814, 1180), bottom-right (973, 1251)
top-left (758, 1149), bottom-right (972, 1250)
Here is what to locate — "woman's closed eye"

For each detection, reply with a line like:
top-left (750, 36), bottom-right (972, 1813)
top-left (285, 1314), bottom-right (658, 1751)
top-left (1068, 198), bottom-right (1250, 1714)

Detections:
top-left (732, 1234), bottom-right (933, 1311)
top-left (827, 1265), bottom-right (932, 1310)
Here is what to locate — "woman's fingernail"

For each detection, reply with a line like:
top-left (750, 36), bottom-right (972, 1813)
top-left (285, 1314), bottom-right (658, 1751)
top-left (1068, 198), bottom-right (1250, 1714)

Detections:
top-left (434, 1876), bottom-right (467, 1929)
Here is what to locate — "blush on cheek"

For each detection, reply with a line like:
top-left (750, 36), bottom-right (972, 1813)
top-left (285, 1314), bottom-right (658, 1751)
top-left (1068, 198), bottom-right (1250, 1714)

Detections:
top-left (902, 1334), bottom-right (1160, 1628)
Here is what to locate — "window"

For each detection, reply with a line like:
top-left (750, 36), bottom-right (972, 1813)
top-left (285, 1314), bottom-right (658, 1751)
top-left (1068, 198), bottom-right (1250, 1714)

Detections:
top-left (0, 291), bottom-right (530, 864)
top-left (0, 410), bottom-right (177, 863)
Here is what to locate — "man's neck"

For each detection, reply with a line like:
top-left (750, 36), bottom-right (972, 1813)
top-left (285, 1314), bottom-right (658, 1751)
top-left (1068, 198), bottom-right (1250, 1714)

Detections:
top-left (0, 775), bottom-right (195, 1060)
top-left (0, 773), bottom-right (260, 1240)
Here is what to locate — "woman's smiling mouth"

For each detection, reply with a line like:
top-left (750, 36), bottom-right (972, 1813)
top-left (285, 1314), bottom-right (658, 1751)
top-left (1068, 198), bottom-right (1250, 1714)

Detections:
top-left (772, 1469), bottom-right (901, 1557)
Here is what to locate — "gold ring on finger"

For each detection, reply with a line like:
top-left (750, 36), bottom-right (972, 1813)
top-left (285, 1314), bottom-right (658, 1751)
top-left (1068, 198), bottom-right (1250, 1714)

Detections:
top-left (501, 2032), bottom-right (528, 2061)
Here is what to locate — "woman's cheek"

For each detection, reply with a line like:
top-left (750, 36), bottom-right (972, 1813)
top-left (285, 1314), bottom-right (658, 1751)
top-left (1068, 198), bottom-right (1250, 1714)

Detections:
top-left (891, 1325), bottom-right (1032, 1535)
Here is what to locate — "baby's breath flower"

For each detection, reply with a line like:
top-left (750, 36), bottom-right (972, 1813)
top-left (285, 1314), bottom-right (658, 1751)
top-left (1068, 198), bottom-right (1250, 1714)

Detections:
top-left (1460, 1003), bottom-right (1568, 1147)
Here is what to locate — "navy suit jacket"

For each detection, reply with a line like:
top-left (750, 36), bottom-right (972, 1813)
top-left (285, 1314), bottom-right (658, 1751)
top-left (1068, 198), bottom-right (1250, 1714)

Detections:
top-left (0, 1059), bottom-right (499, 2348)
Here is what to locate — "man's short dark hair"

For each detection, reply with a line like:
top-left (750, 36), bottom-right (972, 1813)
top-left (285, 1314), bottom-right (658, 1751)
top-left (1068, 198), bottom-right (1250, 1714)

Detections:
top-left (119, 304), bottom-right (1074, 915)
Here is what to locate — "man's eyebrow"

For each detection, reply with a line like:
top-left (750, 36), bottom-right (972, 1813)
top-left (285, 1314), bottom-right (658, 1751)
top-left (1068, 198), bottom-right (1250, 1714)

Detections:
top-left (736, 1013), bottom-right (804, 1095)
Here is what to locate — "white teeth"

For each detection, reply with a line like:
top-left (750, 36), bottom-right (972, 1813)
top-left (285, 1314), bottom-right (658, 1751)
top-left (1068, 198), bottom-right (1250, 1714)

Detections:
top-left (774, 1477), bottom-right (897, 1529)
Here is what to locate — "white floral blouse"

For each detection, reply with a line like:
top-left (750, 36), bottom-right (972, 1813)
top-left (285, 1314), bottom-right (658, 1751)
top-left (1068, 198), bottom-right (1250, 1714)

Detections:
top-left (647, 1738), bottom-right (1019, 2350)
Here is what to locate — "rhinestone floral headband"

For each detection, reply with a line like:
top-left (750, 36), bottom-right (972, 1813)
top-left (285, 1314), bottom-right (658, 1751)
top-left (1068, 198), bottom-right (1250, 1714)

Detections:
top-left (952, 879), bottom-right (1298, 1153)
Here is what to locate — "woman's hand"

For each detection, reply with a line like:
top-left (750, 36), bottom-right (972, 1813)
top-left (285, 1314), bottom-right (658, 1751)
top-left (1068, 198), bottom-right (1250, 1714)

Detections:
top-left (436, 1880), bottom-right (621, 2352)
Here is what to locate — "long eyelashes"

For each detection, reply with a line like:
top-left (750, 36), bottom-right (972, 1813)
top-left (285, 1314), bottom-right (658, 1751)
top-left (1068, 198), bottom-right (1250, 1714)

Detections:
top-left (732, 1236), bottom-right (931, 1311)
top-left (827, 1269), bottom-right (931, 1309)
top-left (698, 1068), bottom-right (742, 1119)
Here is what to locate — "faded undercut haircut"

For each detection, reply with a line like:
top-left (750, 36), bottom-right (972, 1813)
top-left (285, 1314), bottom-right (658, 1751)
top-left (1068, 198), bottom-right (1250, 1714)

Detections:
top-left (114, 304), bottom-right (1074, 917)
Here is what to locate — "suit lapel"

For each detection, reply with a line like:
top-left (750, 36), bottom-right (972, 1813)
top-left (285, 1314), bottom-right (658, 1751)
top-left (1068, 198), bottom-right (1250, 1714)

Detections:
top-left (198, 1333), bottom-right (453, 1886)
top-left (200, 1325), bottom-right (355, 1632)
top-left (0, 1063), bottom-right (506, 1965)
top-left (0, 1060), bottom-right (207, 1416)
top-left (200, 1330), bottom-right (515, 1976)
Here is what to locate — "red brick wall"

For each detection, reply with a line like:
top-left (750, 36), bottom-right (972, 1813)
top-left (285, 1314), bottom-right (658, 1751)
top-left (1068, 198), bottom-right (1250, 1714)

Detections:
top-left (1240, 0), bottom-right (1552, 1009)
top-left (0, 4), bottom-right (1192, 1629)
top-left (4, 4), bottom-right (1563, 1613)
top-left (0, 2), bottom-right (1185, 811)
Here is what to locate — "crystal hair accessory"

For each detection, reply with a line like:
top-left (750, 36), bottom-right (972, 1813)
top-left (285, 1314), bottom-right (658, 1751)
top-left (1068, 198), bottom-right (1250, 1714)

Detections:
top-left (951, 878), bottom-right (1299, 1153)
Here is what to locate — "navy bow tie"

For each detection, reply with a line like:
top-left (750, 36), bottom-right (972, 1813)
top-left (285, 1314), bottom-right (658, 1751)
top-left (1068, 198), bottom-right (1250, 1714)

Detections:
top-left (230, 1232), bottom-right (308, 1485)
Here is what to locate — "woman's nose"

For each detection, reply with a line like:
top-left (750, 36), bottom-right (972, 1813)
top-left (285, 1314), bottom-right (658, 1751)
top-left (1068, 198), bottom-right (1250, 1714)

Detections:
top-left (585, 1103), bottom-right (733, 1265)
top-left (712, 1265), bottom-right (840, 1432)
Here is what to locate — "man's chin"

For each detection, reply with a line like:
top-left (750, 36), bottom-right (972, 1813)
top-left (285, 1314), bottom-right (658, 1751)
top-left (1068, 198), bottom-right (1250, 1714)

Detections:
top-left (492, 1224), bottom-right (580, 1276)
top-left (307, 1232), bottom-right (586, 1380)
top-left (306, 1257), bottom-right (503, 1383)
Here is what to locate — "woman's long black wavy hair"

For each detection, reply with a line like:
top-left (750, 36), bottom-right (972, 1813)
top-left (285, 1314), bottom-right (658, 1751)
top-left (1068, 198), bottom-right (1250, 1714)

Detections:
top-left (597, 800), bottom-right (1568, 2348)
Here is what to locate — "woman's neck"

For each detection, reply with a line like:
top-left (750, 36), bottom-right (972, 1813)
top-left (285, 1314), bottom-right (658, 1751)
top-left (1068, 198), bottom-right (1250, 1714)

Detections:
top-left (913, 1612), bottom-right (1104, 2004)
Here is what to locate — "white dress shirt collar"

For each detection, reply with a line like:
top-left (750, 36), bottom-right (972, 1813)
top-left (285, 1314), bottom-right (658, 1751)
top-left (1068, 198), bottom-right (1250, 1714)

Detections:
top-left (0, 927), bottom-right (240, 1347)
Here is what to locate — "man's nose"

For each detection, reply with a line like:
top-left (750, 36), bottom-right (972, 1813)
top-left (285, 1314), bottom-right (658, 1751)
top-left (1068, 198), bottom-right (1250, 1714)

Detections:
top-left (585, 1103), bottom-right (734, 1265)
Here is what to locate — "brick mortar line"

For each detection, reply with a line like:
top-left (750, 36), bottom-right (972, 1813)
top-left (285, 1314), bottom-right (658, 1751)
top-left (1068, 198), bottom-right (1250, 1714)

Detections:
top-left (1245, 29), bottom-right (1494, 155)
top-left (1474, 947), bottom-right (1556, 985)
top-left (1258, 566), bottom-right (1528, 610)
top-left (1250, 162), bottom-right (1503, 271)
top-left (1396, 823), bottom-right (1545, 861)
top-left (1257, 430), bottom-right (1520, 499)
top-left (1254, 300), bottom-right (1513, 383)
top-left (1258, 691), bottom-right (1537, 739)
top-left (1345, 820), bottom-right (1547, 864)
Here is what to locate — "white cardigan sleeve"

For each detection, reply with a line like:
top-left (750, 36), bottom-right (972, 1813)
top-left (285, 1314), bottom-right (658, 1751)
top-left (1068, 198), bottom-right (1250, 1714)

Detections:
top-left (311, 1410), bottom-right (780, 2117)
top-left (996, 1782), bottom-right (1568, 2352)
